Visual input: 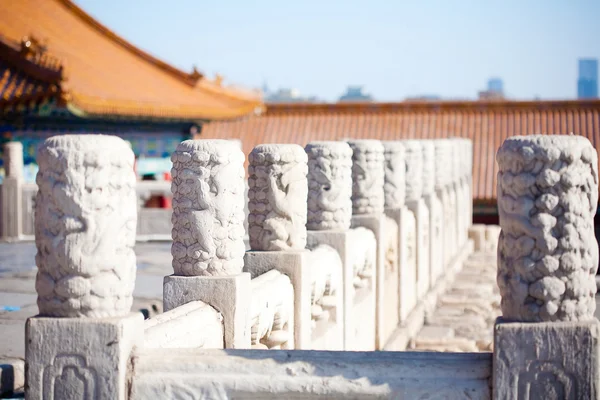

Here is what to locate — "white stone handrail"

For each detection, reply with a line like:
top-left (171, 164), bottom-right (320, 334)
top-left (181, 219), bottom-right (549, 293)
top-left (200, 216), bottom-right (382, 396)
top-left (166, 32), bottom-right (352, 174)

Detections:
top-left (143, 301), bottom-right (224, 349)
top-left (130, 349), bottom-right (492, 399)
top-left (249, 270), bottom-right (294, 349)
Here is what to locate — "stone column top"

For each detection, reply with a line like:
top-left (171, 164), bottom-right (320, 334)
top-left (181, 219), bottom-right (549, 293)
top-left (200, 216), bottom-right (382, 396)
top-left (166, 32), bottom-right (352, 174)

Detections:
top-left (249, 144), bottom-right (308, 165)
top-left (401, 140), bottom-right (423, 203)
top-left (38, 134), bottom-right (135, 166)
top-left (173, 139), bottom-right (245, 160)
top-left (305, 141), bottom-right (353, 158)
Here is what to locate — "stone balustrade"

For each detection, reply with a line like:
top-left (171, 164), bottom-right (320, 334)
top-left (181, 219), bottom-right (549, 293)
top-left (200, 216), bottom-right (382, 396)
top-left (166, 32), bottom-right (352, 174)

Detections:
top-left (23, 133), bottom-right (567, 400)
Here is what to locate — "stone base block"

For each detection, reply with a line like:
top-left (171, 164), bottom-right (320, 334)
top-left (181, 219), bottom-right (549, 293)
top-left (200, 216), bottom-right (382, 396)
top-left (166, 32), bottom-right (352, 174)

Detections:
top-left (25, 312), bottom-right (143, 400)
top-left (494, 318), bottom-right (600, 400)
top-left (351, 213), bottom-right (386, 349)
top-left (244, 251), bottom-right (312, 349)
top-left (307, 230), bottom-right (376, 351)
top-left (163, 273), bottom-right (251, 349)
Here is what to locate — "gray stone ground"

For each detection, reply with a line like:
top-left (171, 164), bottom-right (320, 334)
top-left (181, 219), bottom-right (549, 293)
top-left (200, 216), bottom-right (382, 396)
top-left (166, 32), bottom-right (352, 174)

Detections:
top-left (0, 242), bottom-right (170, 360)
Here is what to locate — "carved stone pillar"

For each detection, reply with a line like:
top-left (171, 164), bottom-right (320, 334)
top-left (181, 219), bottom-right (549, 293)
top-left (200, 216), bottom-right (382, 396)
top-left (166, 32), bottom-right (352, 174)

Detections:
top-left (170, 140), bottom-right (246, 276)
top-left (349, 140), bottom-right (385, 215)
top-left (1, 142), bottom-right (23, 240)
top-left (34, 135), bottom-right (137, 317)
top-left (402, 140), bottom-right (431, 300)
top-left (494, 134), bottom-right (600, 399)
top-left (306, 141), bottom-right (376, 350)
top-left (347, 140), bottom-right (388, 349)
top-left (380, 142), bottom-right (411, 340)
top-left (164, 139), bottom-right (251, 348)
top-left (245, 144), bottom-right (315, 349)
top-left (306, 141), bottom-right (353, 231)
top-left (248, 144), bottom-right (308, 251)
top-left (26, 134), bottom-right (142, 400)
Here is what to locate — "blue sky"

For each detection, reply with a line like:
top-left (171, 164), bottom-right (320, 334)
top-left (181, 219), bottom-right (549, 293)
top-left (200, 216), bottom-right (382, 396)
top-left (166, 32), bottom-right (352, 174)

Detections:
top-left (76, 0), bottom-right (599, 101)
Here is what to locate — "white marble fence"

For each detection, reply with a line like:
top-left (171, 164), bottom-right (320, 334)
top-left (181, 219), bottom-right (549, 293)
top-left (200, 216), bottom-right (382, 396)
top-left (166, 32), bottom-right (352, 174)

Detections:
top-left (22, 133), bottom-right (599, 399)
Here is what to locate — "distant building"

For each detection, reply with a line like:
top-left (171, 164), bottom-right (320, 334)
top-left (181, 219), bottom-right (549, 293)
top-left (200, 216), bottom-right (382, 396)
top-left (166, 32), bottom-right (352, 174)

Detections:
top-left (404, 95), bottom-right (441, 101)
top-left (487, 78), bottom-right (504, 94)
top-left (478, 78), bottom-right (505, 100)
top-left (338, 86), bottom-right (373, 102)
top-left (265, 87), bottom-right (318, 103)
top-left (578, 59), bottom-right (598, 99)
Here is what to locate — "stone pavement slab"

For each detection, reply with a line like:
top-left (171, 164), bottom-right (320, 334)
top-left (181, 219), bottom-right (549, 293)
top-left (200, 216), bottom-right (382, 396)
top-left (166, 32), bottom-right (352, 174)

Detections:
top-left (0, 242), bottom-right (171, 364)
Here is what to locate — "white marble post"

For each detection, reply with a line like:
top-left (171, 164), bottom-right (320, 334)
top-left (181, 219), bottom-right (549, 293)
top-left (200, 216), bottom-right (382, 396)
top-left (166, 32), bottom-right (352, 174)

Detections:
top-left (382, 142), bottom-right (413, 325)
top-left (26, 135), bottom-right (143, 400)
top-left (402, 140), bottom-right (431, 302)
top-left (1, 142), bottom-right (23, 240)
top-left (164, 139), bottom-right (251, 349)
top-left (348, 139), bottom-right (388, 349)
top-left (244, 144), bottom-right (313, 349)
top-left (494, 134), bottom-right (600, 399)
top-left (305, 141), bottom-right (370, 350)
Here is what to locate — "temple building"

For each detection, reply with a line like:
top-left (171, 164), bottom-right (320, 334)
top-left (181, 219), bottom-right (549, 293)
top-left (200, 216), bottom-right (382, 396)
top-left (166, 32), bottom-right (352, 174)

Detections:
top-left (0, 0), bottom-right (263, 182)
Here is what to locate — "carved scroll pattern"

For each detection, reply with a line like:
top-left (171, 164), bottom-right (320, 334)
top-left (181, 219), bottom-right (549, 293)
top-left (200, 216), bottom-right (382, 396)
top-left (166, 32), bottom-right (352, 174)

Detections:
top-left (306, 142), bottom-right (353, 230)
top-left (347, 227), bottom-right (377, 290)
top-left (402, 141), bottom-right (423, 203)
top-left (34, 135), bottom-right (137, 318)
top-left (171, 140), bottom-right (246, 276)
top-left (497, 135), bottom-right (599, 321)
top-left (248, 144), bottom-right (308, 251)
top-left (249, 270), bottom-right (294, 349)
top-left (348, 140), bottom-right (385, 215)
top-left (307, 245), bottom-right (343, 328)
top-left (383, 142), bottom-right (406, 209)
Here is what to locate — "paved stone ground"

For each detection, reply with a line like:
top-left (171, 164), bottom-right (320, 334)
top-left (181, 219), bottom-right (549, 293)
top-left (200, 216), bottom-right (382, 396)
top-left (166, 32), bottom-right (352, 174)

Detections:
top-left (408, 251), bottom-right (500, 352)
top-left (0, 242), bottom-right (171, 360)
top-left (409, 250), bottom-right (600, 352)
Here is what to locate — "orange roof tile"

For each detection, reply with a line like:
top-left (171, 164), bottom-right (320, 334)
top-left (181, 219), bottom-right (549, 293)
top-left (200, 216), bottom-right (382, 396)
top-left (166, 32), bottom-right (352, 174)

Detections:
top-left (0, 0), bottom-right (263, 120)
top-left (201, 100), bottom-right (600, 204)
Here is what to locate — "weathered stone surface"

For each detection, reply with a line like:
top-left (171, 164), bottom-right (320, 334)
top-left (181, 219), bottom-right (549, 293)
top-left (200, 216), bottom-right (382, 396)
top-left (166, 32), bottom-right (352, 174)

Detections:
top-left (249, 270), bottom-right (295, 349)
top-left (143, 301), bottom-right (224, 349)
top-left (383, 141), bottom-right (406, 209)
top-left (348, 140), bottom-right (385, 215)
top-left (496, 135), bottom-right (599, 322)
top-left (307, 228), bottom-right (377, 351)
top-left (420, 141), bottom-right (435, 196)
top-left (171, 140), bottom-right (246, 276)
top-left (163, 273), bottom-right (251, 349)
top-left (248, 144), bottom-right (308, 251)
top-left (131, 348), bottom-right (492, 399)
top-left (26, 313), bottom-right (143, 400)
top-left (244, 251), bottom-right (312, 348)
top-left (34, 135), bottom-right (137, 317)
top-left (305, 141), bottom-right (353, 231)
top-left (403, 140), bottom-right (423, 202)
top-left (4, 142), bottom-right (23, 179)
top-left (434, 140), bottom-right (453, 191)
top-left (494, 319), bottom-right (600, 400)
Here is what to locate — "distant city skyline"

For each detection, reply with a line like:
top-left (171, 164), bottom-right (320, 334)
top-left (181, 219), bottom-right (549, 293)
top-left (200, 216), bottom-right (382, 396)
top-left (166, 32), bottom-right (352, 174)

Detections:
top-left (76, 0), bottom-right (600, 102)
top-left (578, 58), bottom-right (599, 99)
